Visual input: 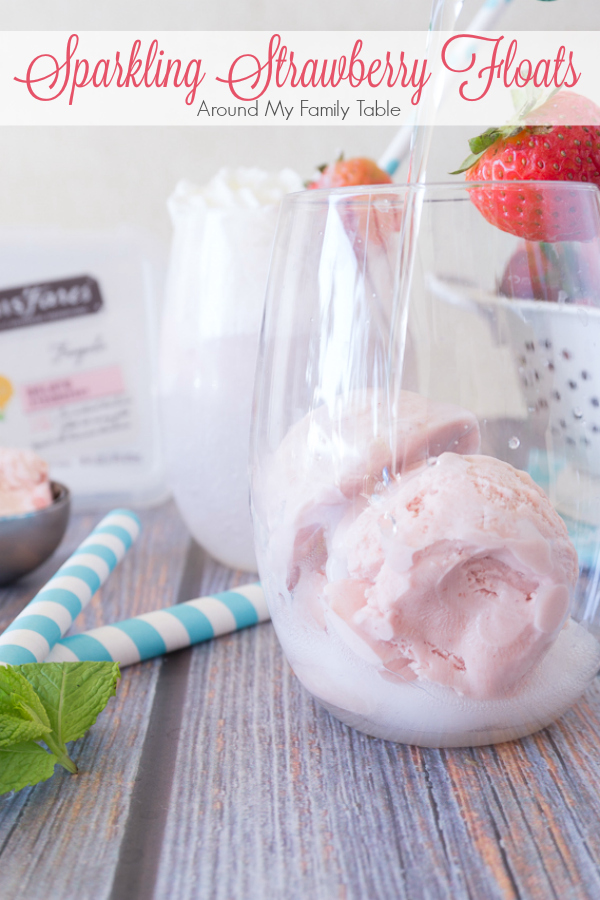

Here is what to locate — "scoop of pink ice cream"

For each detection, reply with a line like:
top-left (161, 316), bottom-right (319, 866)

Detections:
top-left (0, 447), bottom-right (53, 517)
top-left (265, 389), bottom-right (480, 510)
top-left (324, 453), bottom-right (578, 700)
top-left (260, 391), bottom-right (480, 603)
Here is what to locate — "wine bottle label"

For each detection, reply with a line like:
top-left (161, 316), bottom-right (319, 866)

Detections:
top-left (0, 275), bottom-right (103, 332)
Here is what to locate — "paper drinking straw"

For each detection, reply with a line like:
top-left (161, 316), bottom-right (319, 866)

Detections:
top-left (0, 509), bottom-right (141, 665)
top-left (378, 0), bottom-right (516, 175)
top-left (45, 583), bottom-right (269, 666)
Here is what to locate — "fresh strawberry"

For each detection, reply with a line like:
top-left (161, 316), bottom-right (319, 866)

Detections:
top-left (307, 156), bottom-right (392, 190)
top-left (454, 91), bottom-right (600, 242)
top-left (525, 90), bottom-right (600, 127)
top-left (307, 156), bottom-right (399, 249)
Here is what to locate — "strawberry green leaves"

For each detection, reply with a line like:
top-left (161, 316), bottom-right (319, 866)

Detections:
top-left (450, 87), bottom-right (561, 175)
top-left (0, 662), bottom-right (120, 795)
top-left (450, 127), bottom-right (521, 175)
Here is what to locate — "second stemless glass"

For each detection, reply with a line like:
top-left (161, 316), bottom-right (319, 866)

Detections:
top-left (250, 182), bottom-right (600, 747)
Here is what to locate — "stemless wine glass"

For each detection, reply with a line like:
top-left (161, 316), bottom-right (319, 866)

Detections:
top-left (250, 181), bottom-right (600, 748)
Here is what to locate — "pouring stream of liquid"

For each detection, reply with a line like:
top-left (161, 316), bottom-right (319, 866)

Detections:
top-left (407, 0), bottom-right (466, 184)
top-left (387, 0), bottom-right (466, 452)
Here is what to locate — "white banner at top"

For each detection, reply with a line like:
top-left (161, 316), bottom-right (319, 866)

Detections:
top-left (1, 31), bottom-right (598, 126)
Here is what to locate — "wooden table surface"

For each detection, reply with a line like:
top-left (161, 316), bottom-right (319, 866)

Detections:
top-left (2, 500), bottom-right (600, 900)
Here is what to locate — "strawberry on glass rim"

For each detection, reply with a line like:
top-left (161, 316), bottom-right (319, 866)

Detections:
top-left (306, 155), bottom-right (401, 248)
top-left (306, 155), bottom-right (392, 190)
top-left (453, 90), bottom-right (600, 242)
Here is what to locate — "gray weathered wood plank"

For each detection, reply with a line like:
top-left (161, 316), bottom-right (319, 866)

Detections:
top-left (153, 621), bottom-right (600, 900)
top-left (0, 502), bottom-right (191, 900)
top-left (2, 501), bottom-right (600, 900)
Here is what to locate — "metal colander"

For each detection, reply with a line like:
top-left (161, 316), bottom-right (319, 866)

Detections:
top-left (429, 276), bottom-right (600, 479)
top-left (494, 299), bottom-right (600, 478)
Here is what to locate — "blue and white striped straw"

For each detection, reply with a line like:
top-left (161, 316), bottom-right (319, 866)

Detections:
top-left (0, 509), bottom-right (141, 666)
top-left (46, 583), bottom-right (268, 666)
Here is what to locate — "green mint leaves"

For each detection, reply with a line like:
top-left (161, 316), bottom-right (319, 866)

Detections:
top-left (0, 662), bottom-right (120, 795)
top-left (0, 665), bottom-right (53, 747)
top-left (1, 742), bottom-right (59, 793)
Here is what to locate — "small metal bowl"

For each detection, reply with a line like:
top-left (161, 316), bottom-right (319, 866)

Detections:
top-left (0, 482), bottom-right (71, 586)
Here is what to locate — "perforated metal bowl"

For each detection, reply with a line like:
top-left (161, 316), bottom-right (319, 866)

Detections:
top-left (430, 274), bottom-right (600, 479)
top-left (495, 300), bottom-right (600, 478)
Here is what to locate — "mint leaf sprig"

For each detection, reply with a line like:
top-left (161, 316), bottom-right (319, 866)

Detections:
top-left (0, 662), bottom-right (120, 795)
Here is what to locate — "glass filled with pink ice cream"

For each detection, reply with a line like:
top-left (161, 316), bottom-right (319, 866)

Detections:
top-left (250, 182), bottom-right (600, 747)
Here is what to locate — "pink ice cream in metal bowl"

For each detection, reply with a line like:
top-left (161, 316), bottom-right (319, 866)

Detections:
top-left (0, 447), bottom-right (53, 517)
top-left (0, 448), bottom-right (70, 586)
top-left (254, 391), bottom-right (600, 747)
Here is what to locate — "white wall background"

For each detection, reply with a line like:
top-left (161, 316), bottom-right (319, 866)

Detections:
top-left (0, 0), bottom-right (598, 245)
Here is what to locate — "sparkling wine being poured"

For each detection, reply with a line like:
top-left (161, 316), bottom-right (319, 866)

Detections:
top-left (387, 0), bottom-right (466, 442)
top-left (407, 0), bottom-right (465, 184)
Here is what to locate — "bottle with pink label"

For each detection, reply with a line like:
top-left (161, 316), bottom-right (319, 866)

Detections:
top-left (0, 227), bottom-right (167, 509)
